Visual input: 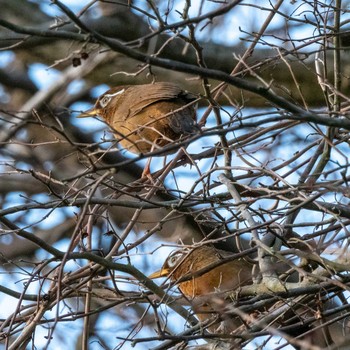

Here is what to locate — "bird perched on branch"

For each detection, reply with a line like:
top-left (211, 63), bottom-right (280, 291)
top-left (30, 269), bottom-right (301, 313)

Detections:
top-left (149, 245), bottom-right (252, 333)
top-left (149, 245), bottom-right (338, 349)
top-left (77, 82), bottom-right (199, 177)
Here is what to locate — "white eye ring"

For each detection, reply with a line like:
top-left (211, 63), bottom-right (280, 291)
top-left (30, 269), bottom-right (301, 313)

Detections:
top-left (167, 253), bottom-right (183, 268)
top-left (99, 95), bottom-right (111, 108)
top-left (99, 89), bottom-right (125, 108)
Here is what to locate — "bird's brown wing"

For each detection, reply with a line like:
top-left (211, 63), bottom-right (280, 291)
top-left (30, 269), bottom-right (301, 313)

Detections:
top-left (121, 82), bottom-right (195, 119)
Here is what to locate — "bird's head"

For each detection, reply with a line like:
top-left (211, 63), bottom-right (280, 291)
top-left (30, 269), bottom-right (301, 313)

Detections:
top-left (148, 250), bottom-right (187, 280)
top-left (76, 87), bottom-right (127, 122)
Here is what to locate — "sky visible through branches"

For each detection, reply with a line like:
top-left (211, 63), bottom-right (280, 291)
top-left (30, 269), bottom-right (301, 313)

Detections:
top-left (1, 1), bottom-right (350, 350)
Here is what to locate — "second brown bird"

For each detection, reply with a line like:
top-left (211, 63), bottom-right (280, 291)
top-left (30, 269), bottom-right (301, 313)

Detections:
top-left (149, 245), bottom-right (252, 332)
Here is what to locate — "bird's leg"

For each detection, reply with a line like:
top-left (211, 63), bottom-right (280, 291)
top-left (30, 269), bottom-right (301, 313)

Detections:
top-left (142, 157), bottom-right (153, 180)
top-left (141, 143), bottom-right (156, 181)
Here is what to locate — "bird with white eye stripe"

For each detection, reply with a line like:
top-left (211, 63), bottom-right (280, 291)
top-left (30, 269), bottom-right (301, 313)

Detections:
top-left (149, 245), bottom-right (252, 333)
top-left (149, 245), bottom-right (252, 297)
top-left (77, 82), bottom-right (199, 176)
top-left (150, 246), bottom-right (339, 347)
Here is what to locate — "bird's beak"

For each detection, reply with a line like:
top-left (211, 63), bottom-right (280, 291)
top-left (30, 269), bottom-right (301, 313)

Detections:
top-left (148, 268), bottom-right (170, 279)
top-left (76, 108), bottom-right (98, 118)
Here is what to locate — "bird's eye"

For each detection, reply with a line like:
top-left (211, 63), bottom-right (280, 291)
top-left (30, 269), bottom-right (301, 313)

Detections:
top-left (99, 95), bottom-right (111, 108)
top-left (167, 253), bottom-right (182, 268)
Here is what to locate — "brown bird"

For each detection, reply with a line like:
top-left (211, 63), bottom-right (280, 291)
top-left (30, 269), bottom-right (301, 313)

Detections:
top-left (149, 245), bottom-right (252, 333)
top-left (78, 82), bottom-right (198, 176)
top-left (150, 247), bottom-right (337, 349)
